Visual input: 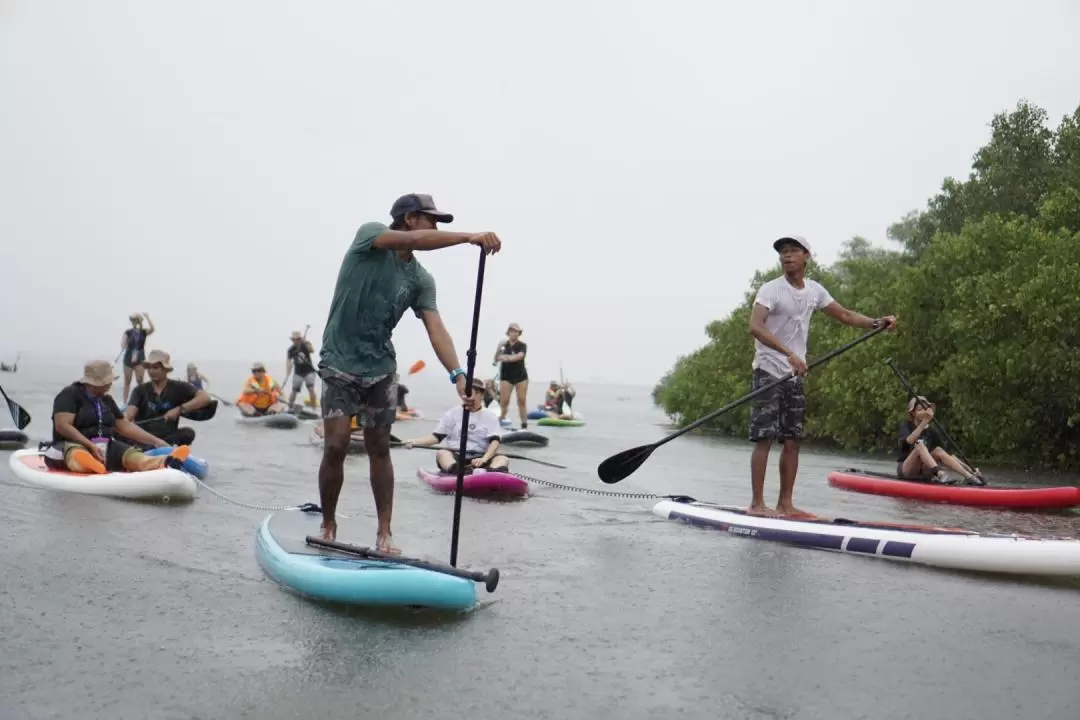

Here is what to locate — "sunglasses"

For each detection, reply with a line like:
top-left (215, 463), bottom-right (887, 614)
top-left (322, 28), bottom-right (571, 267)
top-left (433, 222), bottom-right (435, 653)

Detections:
top-left (252, 369), bottom-right (265, 373)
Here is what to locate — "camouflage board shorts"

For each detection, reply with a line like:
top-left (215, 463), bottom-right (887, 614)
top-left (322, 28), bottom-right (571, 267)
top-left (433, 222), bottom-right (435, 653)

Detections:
top-left (318, 363), bottom-right (397, 429)
top-left (748, 368), bottom-right (806, 442)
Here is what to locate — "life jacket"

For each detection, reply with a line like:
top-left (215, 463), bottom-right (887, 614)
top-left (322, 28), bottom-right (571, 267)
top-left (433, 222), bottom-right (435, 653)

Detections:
top-left (237, 374), bottom-right (280, 410)
top-left (544, 388), bottom-right (560, 408)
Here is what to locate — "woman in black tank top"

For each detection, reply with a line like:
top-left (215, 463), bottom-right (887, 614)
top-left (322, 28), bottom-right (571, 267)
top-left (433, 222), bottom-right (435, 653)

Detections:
top-left (120, 312), bottom-right (155, 405)
top-left (494, 323), bottom-right (529, 428)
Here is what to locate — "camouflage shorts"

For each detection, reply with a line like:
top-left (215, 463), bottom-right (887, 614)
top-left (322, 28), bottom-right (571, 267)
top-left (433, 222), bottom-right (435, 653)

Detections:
top-left (748, 368), bottom-right (806, 442)
top-left (318, 363), bottom-right (397, 429)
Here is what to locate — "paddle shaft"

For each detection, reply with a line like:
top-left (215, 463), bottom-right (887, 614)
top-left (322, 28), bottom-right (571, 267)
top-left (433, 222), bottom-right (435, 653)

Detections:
top-left (392, 442), bottom-right (566, 469)
top-left (654, 326), bottom-right (888, 451)
top-left (305, 536), bottom-right (499, 591)
top-left (450, 249), bottom-right (488, 568)
top-left (884, 358), bottom-right (975, 469)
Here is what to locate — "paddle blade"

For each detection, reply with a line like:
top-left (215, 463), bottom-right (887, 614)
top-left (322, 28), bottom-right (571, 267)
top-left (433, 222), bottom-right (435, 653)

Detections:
top-left (408, 360), bottom-right (426, 375)
top-left (597, 444), bottom-right (655, 484)
top-left (0, 386), bottom-right (31, 430)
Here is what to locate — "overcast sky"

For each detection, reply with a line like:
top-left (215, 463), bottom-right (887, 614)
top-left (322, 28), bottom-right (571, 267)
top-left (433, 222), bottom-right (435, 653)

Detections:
top-left (3, 0), bottom-right (1078, 385)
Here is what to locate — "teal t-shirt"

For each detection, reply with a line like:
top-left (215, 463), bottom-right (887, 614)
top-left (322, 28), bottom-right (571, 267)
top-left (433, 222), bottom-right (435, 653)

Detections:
top-left (320, 222), bottom-right (438, 379)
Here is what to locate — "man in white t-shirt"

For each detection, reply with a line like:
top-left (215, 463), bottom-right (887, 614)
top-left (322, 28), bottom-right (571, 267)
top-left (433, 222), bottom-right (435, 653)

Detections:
top-left (403, 377), bottom-right (509, 474)
top-left (748, 235), bottom-right (896, 516)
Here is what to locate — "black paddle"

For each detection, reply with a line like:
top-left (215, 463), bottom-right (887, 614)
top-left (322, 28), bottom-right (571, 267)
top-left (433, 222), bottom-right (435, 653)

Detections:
top-left (133, 399), bottom-right (219, 426)
top-left (391, 442), bottom-right (567, 469)
top-left (0, 384), bottom-right (32, 430)
top-left (449, 247), bottom-right (491, 569)
top-left (598, 326), bottom-right (889, 484)
top-left (884, 358), bottom-right (977, 471)
top-left (209, 393), bottom-right (234, 408)
top-left (305, 536), bottom-right (500, 592)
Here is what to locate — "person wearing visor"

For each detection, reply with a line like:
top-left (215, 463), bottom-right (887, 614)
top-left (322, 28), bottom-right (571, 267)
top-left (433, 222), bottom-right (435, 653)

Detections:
top-left (897, 395), bottom-right (984, 485)
top-left (402, 377), bottom-right (509, 475)
top-left (316, 192), bottom-right (502, 552)
top-left (748, 235), bottom-right (897, 516)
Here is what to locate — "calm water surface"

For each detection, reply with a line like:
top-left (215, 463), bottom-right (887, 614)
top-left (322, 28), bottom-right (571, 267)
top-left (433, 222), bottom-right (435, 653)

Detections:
top-left (1, 361), bottom-right (1078, 720)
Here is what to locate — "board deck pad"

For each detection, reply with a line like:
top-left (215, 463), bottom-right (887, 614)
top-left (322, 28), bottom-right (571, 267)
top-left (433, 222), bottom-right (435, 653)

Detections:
top-left (689, 501), bottom-right (978, 536)
top-left (267, 509), bottom-right (445, 564)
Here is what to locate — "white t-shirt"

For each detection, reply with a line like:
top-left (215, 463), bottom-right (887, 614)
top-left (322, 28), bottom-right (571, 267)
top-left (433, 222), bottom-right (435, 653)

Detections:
top-left (433, 407), bottom-right (502, 455)
top-left (751, 276), bottom-right (835, 378)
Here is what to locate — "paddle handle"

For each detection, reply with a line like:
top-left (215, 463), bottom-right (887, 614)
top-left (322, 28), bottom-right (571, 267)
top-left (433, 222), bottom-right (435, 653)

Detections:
top-left (884, 358), bottom-right (975, 468)
top-left (654, 326), bottom-right (888, 451)
top-left (305, 536), bottom-right (499, 592)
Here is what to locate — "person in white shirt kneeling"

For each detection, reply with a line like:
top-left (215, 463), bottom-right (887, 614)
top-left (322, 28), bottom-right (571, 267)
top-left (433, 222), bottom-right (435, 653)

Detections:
top-left (403, 377), bottom-right (510, 474)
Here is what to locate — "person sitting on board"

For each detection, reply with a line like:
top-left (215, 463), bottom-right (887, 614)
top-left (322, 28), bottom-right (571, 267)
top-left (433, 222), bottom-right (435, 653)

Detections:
top-left (124, 350), bottom-right (214, 446)
top-left (120, 312), bottom-right (155, 405)
top-left (237, 362), bottom-right (288, 416)
top-left (403, 377), bottom-right (509, 474)
top-left (394, 376), bottom-right (418, 420)
top-left (482, 378), bottom-right (497, 408)
top-left (542, 383), bottom-right (575, 419)
top-left (542, 380), bottom-right (561, 411)
top-left (44, 360), bottom-right (191, 475)
top-left (185, 362), bottom-right (209, 391)
top-left (285, 330), bottom-right (319, 410)
top-left (898, 396), bottom-right (984, 485)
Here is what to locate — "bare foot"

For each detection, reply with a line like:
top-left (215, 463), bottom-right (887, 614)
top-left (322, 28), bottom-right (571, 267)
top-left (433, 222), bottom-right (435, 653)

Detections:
top-left (776, 503), bottom-right (814, 518)
top-left (747, 503), bottom-right (780, 517)
top-left (376, 533), bottom-right (401, 555)
top-left (320, 520), bottom-right (337, 541)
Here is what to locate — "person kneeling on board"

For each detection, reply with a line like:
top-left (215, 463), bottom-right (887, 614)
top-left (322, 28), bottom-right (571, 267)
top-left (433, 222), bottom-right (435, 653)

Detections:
top-left (898, 396), bottom-right (984, 485)
top-left (237, 362), bottom-right (288, 416)
top-left (44, 360), bottom-right (191, 474)
top-left (403, 378), bottom-right (509, 474)
top-left (124, 350), bottom-right (213, 446)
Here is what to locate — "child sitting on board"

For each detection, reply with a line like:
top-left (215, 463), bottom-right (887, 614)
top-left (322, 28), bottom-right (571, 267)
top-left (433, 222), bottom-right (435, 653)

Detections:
top-left (403, 377), bottom-right (510, 474)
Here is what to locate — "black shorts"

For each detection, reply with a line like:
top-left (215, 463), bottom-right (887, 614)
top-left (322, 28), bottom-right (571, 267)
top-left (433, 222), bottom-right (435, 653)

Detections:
top-left (500, 366), bottom-right (528, 385)
top-left (44, 439), bottom-right (137, 473)
top-left (124, 349), bottom-right (146, 369)
top-left (451, 451), bottom-right (491, 468)
top-left (318, 363), bottom-right (397, 429)
top-left (748, 368), bottom-right (806, 442)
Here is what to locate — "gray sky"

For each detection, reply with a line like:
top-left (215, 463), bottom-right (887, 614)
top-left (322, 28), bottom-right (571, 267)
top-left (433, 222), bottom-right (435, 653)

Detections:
top-left (4, 0), bottom-right (1078, 385)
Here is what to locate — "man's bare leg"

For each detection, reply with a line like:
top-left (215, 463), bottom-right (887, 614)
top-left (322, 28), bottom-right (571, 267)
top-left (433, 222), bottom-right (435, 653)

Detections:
top-left (776, 439), bottom-right (809, 516)
top-left (749, 439), bottom-right (779, 516)
top-left (364, 425), bottom-right (400, 554)
top-left (318, 415), bottom-right (351, 541)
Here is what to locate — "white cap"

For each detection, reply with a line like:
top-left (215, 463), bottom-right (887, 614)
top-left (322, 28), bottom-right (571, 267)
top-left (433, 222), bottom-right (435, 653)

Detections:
top-left (773, 236), bottom-right (811, 254)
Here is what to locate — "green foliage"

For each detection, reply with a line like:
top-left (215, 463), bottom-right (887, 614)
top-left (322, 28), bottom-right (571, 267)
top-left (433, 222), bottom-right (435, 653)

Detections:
top-left (654, 101), bottom-right (1080, 471)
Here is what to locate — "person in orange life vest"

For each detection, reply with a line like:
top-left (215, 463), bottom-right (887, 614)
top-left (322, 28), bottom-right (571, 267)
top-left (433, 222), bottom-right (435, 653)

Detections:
top-left (237, 362), bottom-right (288, 416)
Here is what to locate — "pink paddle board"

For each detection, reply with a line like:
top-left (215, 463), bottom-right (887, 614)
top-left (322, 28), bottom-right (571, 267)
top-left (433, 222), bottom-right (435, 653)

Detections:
top-left (416, 467), bottom-right (528, 498)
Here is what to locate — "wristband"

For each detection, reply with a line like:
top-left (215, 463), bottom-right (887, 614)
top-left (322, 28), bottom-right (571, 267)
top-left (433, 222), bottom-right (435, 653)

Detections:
top-left (449, 368), bottom-right (465, 383)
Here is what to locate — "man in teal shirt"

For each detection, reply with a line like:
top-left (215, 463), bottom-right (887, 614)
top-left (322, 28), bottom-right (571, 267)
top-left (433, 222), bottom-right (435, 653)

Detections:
top-left (317, 193), bottom-right (502, 551)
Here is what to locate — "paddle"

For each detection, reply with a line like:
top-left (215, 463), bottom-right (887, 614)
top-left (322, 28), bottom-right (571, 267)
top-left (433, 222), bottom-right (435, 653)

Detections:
top-left (391, 441), bottom-right (567, 469)
top-left (209, 393), bottom-right (234, 407)
top-left (0, 384), bottom-right (31, 429)
top-left (597, 326), bottom-right (889, 484)
top-left (449, 248), bottom-right (490, 569)
top-left (884, 358), bottom-right (977, 471)
top-left (304, 536), bottom-right (500, 592)
top-left (133, 399), bottom-right (219, 426)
